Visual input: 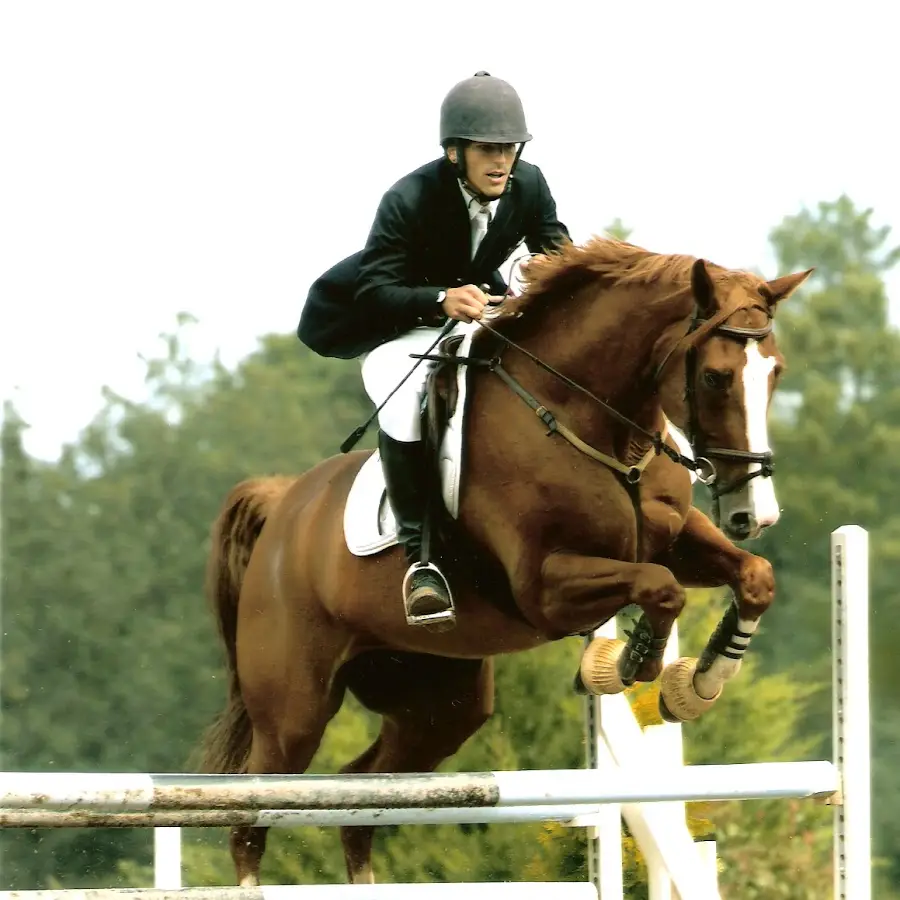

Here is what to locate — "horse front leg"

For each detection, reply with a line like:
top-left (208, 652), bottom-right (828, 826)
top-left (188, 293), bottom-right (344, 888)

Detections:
top-left (652, 505), bottom-right (775, 723)
top-left (535, 553), bottom-right (687, 695)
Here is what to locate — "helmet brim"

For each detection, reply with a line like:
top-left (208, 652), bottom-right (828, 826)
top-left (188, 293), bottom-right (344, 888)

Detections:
top-left (452, 131), bottom-right (533, 143)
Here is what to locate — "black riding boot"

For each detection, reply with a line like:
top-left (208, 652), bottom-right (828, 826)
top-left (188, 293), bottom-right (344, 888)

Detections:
top-left (378, 431), bottom-right (455, 630)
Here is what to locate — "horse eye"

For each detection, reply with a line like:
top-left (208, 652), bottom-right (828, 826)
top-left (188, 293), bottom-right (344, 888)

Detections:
top-left (703, 370), bottom-right (732, 390)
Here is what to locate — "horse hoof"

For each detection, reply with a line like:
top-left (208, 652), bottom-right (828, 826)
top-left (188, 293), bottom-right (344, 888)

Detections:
top-left (658, 657), bottom-right (720, 723)
top-left (579, 636), bottom-right (628, 695)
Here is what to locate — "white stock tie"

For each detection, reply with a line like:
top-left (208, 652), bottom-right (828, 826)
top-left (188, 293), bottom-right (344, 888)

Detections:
top-left (471, 205), bottom-right (492, 259)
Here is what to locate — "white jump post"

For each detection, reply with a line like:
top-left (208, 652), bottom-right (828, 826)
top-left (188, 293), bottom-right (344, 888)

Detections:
top-left (153, 827), bottom-right (181, 890)
top-left (583, 616), bottom-right (624, 900)
top-left (831, 524), bottom-right (871, 899)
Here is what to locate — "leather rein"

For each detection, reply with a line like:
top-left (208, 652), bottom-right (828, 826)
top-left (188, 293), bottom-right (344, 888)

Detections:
top-left (413, 299), bottom-right (776, 498)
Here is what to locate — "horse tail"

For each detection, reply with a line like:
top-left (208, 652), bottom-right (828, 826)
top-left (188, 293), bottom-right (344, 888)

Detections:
top-left (195, 475), bottom-right (294, 774)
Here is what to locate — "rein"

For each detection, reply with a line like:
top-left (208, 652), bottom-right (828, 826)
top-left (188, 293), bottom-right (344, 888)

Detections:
top-left (412, 299), bottom-right (775, 497)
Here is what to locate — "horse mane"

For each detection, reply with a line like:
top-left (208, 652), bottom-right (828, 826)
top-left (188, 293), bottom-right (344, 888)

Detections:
top-left (501, 236), bottom-right (761, 319)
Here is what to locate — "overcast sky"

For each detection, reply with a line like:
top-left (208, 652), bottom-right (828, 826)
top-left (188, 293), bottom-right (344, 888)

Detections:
top-left (3, 1), bottom-right (899, 461)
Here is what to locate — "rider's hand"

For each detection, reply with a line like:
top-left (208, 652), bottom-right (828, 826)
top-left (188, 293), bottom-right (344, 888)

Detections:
top-left (442, 285), bottom-right (488, 322)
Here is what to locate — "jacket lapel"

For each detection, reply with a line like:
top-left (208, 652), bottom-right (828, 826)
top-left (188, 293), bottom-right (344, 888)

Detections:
top-left (436, 162), bottom-right (471, 269)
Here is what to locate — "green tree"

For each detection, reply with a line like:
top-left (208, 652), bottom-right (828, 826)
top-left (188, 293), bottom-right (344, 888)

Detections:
top-left (0, 321), bottom-right (374, 889)
top-left (0, 403), bottom-right (147, 887)
top-left (752, 196), bottom-right (900, 894)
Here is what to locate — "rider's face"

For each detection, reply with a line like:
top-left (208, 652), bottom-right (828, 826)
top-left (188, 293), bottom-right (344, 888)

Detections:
top-left (451, 142), bottom-right (518, 198)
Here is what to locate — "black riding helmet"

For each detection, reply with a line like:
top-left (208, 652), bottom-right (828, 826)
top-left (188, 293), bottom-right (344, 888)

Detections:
top-left (439, 71), bottom-right (530, 199)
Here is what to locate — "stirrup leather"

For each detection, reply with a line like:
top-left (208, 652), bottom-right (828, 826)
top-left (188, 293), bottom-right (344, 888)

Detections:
top-left (402, 561), bottom-right (456, 628)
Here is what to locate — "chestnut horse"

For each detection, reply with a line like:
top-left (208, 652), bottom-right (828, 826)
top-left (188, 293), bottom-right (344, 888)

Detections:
top-left (197, 237), bottom-right (811, 886)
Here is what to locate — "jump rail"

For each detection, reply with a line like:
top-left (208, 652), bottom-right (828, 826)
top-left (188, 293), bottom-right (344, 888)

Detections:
top-left (0, 761), bottom-right (840, 813)
top-left (0, 886), bottom-right (598, 900)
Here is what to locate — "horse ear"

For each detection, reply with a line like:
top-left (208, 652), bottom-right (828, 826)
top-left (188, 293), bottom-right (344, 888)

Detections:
top-left (762, 268), bottom-right (815, 308)
top-left (691, 258), bottom-right (718, 318)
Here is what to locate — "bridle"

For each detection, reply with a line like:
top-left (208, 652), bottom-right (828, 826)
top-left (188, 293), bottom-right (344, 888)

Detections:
top-left (677, 310), bottom-right (775, 501)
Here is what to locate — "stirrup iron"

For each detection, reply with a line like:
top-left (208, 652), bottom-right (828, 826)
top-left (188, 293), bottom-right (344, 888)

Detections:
top-left (402, 561), bottom-right (456, 628)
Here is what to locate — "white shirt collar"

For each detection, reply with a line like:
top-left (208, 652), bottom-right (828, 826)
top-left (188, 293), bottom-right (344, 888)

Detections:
top-left (458, 180), bottom-right (500, 221)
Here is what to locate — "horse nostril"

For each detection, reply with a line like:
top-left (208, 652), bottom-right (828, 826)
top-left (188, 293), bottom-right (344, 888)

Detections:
top-left (729, 511), bottom-right (754, 534)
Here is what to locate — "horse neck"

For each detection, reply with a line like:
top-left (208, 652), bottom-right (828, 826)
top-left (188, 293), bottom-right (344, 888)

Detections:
top-left (502, 280), bottom-right (692, 445)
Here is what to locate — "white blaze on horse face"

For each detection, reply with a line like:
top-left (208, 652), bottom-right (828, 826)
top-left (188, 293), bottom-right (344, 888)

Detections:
top-left (741, 341), bottom-right (780, 528)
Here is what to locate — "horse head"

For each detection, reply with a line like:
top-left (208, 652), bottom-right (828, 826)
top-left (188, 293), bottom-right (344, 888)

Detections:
top-left (497, 239), bottom-right (812, 543)
top-left (657, 258), bottom-right (812, 541)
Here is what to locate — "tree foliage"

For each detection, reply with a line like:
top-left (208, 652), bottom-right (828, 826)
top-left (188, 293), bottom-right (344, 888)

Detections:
top-left (753, 196), bottom-right (900, 895)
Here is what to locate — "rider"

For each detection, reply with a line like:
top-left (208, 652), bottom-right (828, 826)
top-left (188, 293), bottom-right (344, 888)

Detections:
top-left (300, 71), bottom-right (570, 627)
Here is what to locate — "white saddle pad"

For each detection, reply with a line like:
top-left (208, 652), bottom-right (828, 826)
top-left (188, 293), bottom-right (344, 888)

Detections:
top-left (343, 323), bottom-right (478, 557)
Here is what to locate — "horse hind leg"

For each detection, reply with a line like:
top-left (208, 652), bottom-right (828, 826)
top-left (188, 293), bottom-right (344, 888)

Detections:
top-left (228, 731), bottom-right (282, 888)
top-left (229, 672), bottom-right (346, 886)
top-left (335, 651), bottom-right (494, 885)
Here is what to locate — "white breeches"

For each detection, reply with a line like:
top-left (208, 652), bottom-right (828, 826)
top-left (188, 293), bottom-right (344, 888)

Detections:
top-left (360, 324), bottom-right (468, 443)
